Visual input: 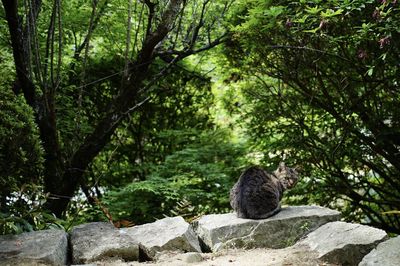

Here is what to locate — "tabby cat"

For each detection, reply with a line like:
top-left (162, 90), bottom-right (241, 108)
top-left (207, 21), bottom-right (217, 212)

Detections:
top-left (230, 162), bottom-right (299, 219)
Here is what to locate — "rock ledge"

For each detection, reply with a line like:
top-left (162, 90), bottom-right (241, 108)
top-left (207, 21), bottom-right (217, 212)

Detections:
top-left (0, 205), bottom-right (394, 266)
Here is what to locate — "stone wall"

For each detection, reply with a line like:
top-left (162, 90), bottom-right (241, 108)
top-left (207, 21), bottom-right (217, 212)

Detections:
top-left (0, 205), bottom-right (398, 266)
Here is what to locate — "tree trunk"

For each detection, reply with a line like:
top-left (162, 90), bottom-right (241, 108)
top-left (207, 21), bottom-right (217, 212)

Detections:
top-left (2, 0), bottom-right (66, 216)
top-left (2, 0), bottom-right (225, 217)
top-left (44, 0), bottom-right (185, 216)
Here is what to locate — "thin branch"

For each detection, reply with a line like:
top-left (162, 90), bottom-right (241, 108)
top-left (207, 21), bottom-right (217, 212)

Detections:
top-left (73, 0), bottom-right (109, 60)
top-left (124, 0), bottom-right (133, 77)
top-left (268, 45), bottom-right (350, 62)
top-left (77, 0), bottom-right (99, 104)
top-left (143, 0), bottom-right (156, 39)
top-left (188, 0), bottom-right (210, 49)
top-left (43, 0), bottom-right (57, 93)
top-left (55, 0), bottom-right (62, 89)
top-left (157, 32), bottom-right (227, 61)
top-left (132, 0), bottom-right (144, 57)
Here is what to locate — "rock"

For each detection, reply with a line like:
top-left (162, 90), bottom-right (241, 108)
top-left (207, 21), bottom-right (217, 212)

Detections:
top-left (179, 252), bottom-right (204, 263)
top-left (296, 221), bottom-right (388, 265)
top-left (0, 229), bottom-right (68, 266)
top-left (155, 251), bottom-right (204, 265)
top-left (70, 217), bottom-right (201, 263)
top-left (4, 206), bottom-right (393, 266)
top-left (359, 235), bottom-right (400, 266)
top-left (70, 222), bottom-right (140, 264)
top-left (126, 216), bottom-right (201, 259)
top-left (191, 205), bottom-right (340, 252)
top-left (201, 246), bottom-right (333, 266)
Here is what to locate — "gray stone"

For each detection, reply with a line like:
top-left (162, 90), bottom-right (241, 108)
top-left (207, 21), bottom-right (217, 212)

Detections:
top-left (70, 222), bottom-right (140, 264)
top-left (179, 252), bottom-right (204, 263)
top-left (155, 251), bottom-right (204, 265)
top-left (126, 216), bottom-right (201, 259)
top-left (0, 229), bottom-right (68, 266)
top-left (296, 221), bottom-right (388, 265)
top-left (359, 235), bottom-right (400, 266)
top-left (192, 205), bottom-right (340, 252)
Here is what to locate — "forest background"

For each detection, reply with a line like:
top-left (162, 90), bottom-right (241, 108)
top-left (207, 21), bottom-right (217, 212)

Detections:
top-left (1, 0), bottom-right (399, 235)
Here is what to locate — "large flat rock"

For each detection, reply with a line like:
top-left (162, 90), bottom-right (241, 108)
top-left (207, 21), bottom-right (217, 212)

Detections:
top-left (0, 229), bottom-right (68, 266)
top-left (126, 216), bottom-right (202, 259)
top-left (87, 246), bottom-right (335, 266)
top-left (359, 235), bottom-right (400, 266)
top-left (70, 217), bottom-right (201, 263)
top-left (296, 221), bottom-right (388, 265)
top-left (191, 205), bottom-right (340, 252)
top-left (70, 222), bottom-right (140, 264)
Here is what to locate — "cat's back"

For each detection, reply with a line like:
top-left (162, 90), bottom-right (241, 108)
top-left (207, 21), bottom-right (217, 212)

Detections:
top-left (230, 165), bottom-right (282, 218)
top-left (238, 166), bottom-right (271, 188)
top-left (230, 166), bottom-right (267, 201)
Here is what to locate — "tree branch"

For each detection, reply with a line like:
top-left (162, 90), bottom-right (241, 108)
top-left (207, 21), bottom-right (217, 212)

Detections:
top-left (46, 0), bottom-right (185, 216)
top-left (73, 0), bottom-right (109, 60)
top-left (157, 32), bottom-right (227, 62)
top-left (2, 0), bottom-right (36, 106)
top-left (136, 0), bottom-right (183, 68)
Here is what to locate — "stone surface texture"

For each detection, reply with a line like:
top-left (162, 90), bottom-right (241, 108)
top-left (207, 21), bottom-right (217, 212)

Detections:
top-left (296, 221), bottom-right (388, 265)
top-left (70, 222), bottom-right (140, 264)
top-left (1, 205), bottom-right (396, 266)
top-left (126, 216), bottom-right (202, 259)
top-left (192, 205), bottom-right (341, 252)
top-left (87, 246), bottom-right (332, 266)
top-left (358, 235), bottom-right (400, 266)
top-left (0, 229), bottom-right (68, 266)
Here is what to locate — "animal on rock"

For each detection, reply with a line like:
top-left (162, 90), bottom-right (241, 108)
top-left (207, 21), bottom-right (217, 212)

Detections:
top-left (230, 162), bottom-right (299, 219)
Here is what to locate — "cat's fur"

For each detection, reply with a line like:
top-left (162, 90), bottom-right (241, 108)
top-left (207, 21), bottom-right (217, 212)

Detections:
top-left (230, 162), bottom-right (299, 219)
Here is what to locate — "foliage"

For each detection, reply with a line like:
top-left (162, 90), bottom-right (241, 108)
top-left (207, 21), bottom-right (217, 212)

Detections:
top-left (0, 52), bottom-right (61, 235)
top-left (0, 86), bottom-right (65, 235)
top-left (0, 184), bottom-right (67, 235)
top-left (2, 0), bottom-right (400, 236)
top-left (1, 0), bottom-right (232, 218)
top-left (103, 129), bottom-right (247, 224)
top-left (0, 86), bottom-right (43, 208)
top-left (88, 64), bottom-right (215, 187)
top-left (225, 0), bottom-right (400, 233)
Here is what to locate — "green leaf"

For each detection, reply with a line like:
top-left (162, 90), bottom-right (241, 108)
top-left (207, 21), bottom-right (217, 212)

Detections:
top-left (303, 27), bottom-right (320, 33)
top-left (382, 211), bottom-right (400, 215)
top-left (305, 6), bottom-right (322, 15)
top-left (294, 14), bottom-right (310, 24)
top-left (367, 67), bottom-right (374, 76)
top-left (265, 6), bottom-right (285, 18)
top-left (320, 9), bottom-right (343, 18)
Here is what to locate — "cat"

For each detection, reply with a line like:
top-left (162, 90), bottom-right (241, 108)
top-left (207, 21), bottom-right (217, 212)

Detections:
top-left (230, 162), bottom-right (299, 219)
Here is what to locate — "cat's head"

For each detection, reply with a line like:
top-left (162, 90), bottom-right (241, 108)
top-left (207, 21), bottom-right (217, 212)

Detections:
top-left (274, 162), bottom-right (299, 189)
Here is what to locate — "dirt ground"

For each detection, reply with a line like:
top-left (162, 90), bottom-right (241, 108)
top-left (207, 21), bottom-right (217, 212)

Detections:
top-left (93, 246), bottom-right (338, 266)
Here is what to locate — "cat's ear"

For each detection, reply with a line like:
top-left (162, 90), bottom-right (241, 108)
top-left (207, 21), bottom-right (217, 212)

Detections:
top-left (294, 165), bottom-right (302, 173)
top-left (278, 161), bottom-right (286, 171)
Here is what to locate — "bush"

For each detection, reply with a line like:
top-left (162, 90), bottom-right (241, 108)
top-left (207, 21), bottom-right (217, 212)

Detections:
top-left (0, 87), bottom-right (45, 234)
top-left (103, 129), bottom-right (248, 224)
